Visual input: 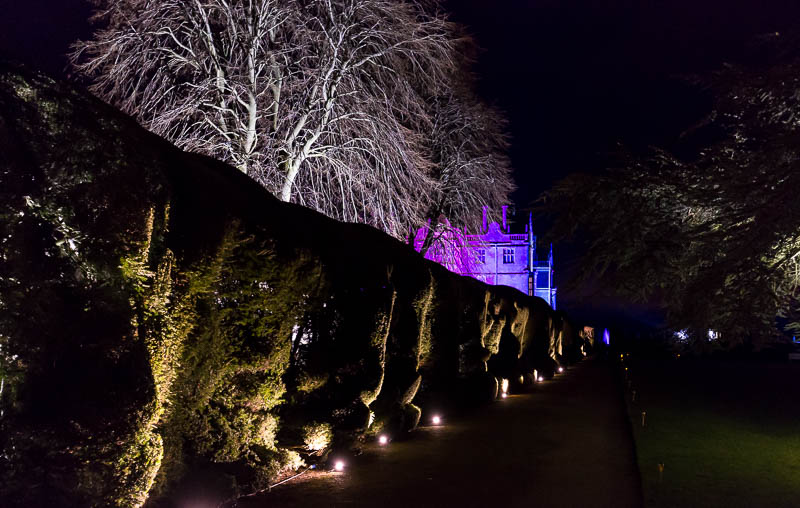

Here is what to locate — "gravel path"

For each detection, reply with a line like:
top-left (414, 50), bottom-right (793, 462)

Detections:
top-left (237, 356), bottom-right (642, 508)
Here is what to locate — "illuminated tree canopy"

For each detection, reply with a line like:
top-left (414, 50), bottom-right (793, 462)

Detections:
top-left (72, 0), bottom-right (513, 240)
top-left (543, 33), bottom-right (800, 344)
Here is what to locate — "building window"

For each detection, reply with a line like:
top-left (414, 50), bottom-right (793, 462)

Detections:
top-left (477, 249), bottom-right (486, 264)
top-left (502, 248), bottom-right (514, 264)
top-left (537, 270), bottom-right (549, 288)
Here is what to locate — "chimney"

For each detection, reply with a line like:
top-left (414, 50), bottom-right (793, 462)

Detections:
top-left (502, 205), bottom-right (508, 232)
top-left (482, 206), bottom-right (488, 232)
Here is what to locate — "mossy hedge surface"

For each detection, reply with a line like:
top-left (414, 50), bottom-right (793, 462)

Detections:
top-left (0, 63), bottom-right (587, 507)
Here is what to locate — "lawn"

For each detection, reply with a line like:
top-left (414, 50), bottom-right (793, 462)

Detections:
top-left (622, 355), bottom-right (800, 508)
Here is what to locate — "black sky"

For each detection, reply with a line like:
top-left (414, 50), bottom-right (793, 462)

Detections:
top-left (444, 0), bottom-right (800, 206)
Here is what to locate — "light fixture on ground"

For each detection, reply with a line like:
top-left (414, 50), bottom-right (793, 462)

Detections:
top-left (378, 434), bottom-right (389, 445)
top-left (334, 460), bottom-right (345, 472)
top-left (538, 376), bottom-right (544, 382)
top-left (432, 415), bottom-right (441, 425)
top-left (501, 392), bottom-right (508, 399)
top-left (558, 366), bottom-right (564, 373)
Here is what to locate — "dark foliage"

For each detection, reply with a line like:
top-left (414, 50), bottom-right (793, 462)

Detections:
top-left (542, 32), bottom-right (800, 346)
top-left (0, 62), bottom-right (586, 507)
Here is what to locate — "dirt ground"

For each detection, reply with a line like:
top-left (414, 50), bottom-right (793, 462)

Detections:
top-left (235, 356), bottom-right (643, 508)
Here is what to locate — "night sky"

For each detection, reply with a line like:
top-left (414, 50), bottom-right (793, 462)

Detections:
top-left (3, 0), bottom-right (800, 325)
top-left (444, 0), bottom-right (800, 204)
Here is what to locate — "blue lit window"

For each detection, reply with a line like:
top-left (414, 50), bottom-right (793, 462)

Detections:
top-left (536, 270), bottom-right (549, 287)
top-left (502, 248), bottom-right (514, 264)
top-left (478, 249), bottom-right (486, 263)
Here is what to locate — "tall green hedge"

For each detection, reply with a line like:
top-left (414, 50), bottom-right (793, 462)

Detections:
top-left (0, 63), bottom-right (585, 507)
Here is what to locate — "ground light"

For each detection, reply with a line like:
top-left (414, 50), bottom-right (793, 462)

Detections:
top-left (378, 435), bottom-right (389, 445)
top-left (432, 415), bottom-right (441, 425)
top-left (501, 392), bottom-right (508, 399)
top-left (558, 366), bottom-right (564, 373)
top-left (334, 460), bottom-right (345, 472)
top-left (538, 376), bottom-right (544, 382)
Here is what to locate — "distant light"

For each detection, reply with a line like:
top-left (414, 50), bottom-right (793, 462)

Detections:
top-left (603, 328), bottom-right (610, 345)
top-left (500, 378), bottom-right (509, 394)
top-left (519, 375), bottom-right (525, 384)
top-left (558, 367), bottom-right (564, 373)
top-left (334, 460), bottom-right (345, 472)
top-left (378, 435), bottom-right (389, 445)
top-left (432, 415), bottom-right (441, 425)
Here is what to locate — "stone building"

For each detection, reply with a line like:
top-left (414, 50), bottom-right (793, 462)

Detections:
top-left (413, 206), bottom-right (556, 308)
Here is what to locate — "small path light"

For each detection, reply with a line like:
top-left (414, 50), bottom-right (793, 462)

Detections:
top-left (501, 392), bottom-right (508, 399)
top-left (431, 415), bottom-right (441, 425)
top-left (378, 434), bottom-right (389, 445)
top-left (334, 460), bottom-right (346, 472)
top-left (641, 411), bottom-right (647, 428)
top-left (657, 462), bottom-right (665, 483)
top-left (558, 366), bottom-right (564, 373)
top-left (632, 390), bottom-right (637, 402)
top-left (538, 376), bottom-right (544, 382)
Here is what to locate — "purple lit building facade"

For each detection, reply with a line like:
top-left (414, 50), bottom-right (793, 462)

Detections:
top-left (414, 206), bottom-right (556, 309)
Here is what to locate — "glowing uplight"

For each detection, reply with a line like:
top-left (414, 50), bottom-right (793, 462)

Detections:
top-left (501, 392), bottom-right (508, 399)
top-left (432, 415), bottom-right (441, 425)
top-left (538, 376), bottom-right (544, 382)
top-left (378, 435), bottom-right (389, 445)
top-left (558, 366), bottom-right (564, 373)
top-left (334, 460), bottom-right (345, 472)
top-left (500, 378), bottom-right (509, 394)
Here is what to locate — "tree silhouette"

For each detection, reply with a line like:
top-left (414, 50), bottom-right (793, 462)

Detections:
top-left (544, 32), bottom-right (800, 344)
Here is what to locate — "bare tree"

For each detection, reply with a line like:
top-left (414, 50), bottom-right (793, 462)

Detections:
top-left (417, 89), bottom-right (514, 256)
top-left (73, 0), bottom-right (512, 239)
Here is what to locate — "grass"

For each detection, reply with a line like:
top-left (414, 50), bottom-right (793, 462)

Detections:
top-left (623, 355), bottom-right (800, 508)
